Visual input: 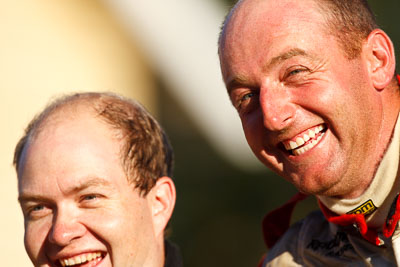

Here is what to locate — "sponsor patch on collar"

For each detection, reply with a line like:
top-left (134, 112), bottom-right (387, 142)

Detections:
top-left (346, 199), bottom-right (377, 216)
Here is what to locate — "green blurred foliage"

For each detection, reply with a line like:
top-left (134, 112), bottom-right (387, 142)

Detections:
top-left (164, 1), bottom-right (400, 266)
top-left (368, 0), bottom-right (400, 73)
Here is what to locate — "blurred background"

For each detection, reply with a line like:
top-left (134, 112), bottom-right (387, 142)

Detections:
top-left (1, 0), bottom-right (399, 266)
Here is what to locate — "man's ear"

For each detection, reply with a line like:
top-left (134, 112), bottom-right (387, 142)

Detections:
top-left (365, 29), bottom-right (396, 90)
top-left (148, 177), bottom-right (176, 238)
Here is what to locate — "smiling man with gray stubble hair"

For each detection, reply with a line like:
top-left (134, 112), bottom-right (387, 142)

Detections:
top-left (219, 0), bottom-right (400, 266)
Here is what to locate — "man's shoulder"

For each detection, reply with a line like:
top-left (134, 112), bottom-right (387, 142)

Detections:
top-left (263, 210), bottom-right (397, 267)
top-left (264, 210), bottom-right (327, 266)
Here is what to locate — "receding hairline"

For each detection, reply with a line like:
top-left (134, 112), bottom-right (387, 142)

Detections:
top-left (15, 91), bottom-right (174, 196)
top-left (218, 0), bottom-right (378, 59)
top-left (218, 0), bottom-right (321, 54)
top-left (27, 95), bottom-right (108, 143)
top-left (14, 92), bottom-right (135, 173)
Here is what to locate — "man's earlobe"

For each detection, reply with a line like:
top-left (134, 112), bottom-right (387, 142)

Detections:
top-left (365, 29), bottom-right (396, 90)
top-left (149, 177), bottom-right (176, 237)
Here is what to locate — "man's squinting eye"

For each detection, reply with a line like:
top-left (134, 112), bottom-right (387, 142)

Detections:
top-left (234, 91), bottom-right (259, 114)
top-left (235, 92), bottom-right (255, 108)
top-left (24, 204), bottom-right (49, 220)
top-left (82, 194), bottom-right (99, 201)
top-left (32, 205), bottom-right (45, 212)
top-left (242, 92), bottom-right (255, 102)
top-left (286, 67), bottom-right (309, 79)
top-left (28, 204), bottom-right (45, 214)
top-left (289, 69), bottom-right (304, 76)
top-left (80, 194), bottom-right (106, 208)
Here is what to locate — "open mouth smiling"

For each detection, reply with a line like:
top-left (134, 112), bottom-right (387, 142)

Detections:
top-left (58, 252), bottom-right (104, 267)
top-left (282, 124), bottom-right (327, 156)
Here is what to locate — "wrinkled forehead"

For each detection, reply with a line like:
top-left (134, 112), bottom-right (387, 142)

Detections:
top-left (221, 0), bottom-right (324, 48)
top-left (219, 0), bottom-right (328, 75)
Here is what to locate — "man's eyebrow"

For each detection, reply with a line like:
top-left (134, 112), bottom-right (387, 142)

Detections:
top-left (18, 195), bottom-right (50, 204)
top-left (226, 48), bottom-right (316, 93)
top-left (18, 177), bottom-right (114, 203)
top-left (67, 177), bottom-right (114, 194)
top-left (226, 75), bottom-right (250, 94)
top-left (263, 48), bottom-right (314, 72)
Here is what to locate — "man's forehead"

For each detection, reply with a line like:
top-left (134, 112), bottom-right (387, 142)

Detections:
top-left (17, 105), bottom-right (126, 190)
top-left (39, 102), bottom-right (95, 130)
top-left (32, 105), bottom-right (113, 149)
top-left (21, 105), bottom-right (116, 170)
top-left (223, 0), bottom-right (323, 41)
top-left (39, 109), bottom-right (113, 147)
top-left (220, 0), bottom-right (328, 72)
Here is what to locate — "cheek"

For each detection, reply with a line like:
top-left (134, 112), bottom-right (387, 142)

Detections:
top-left (91, 204), bottom-right (155, 264)
top-left (82, 201), bottom-right (152, 246)
top-left (241, 112), bottom-right (264, 146)
top-left (80, 208), bottom-right (129, 238)
top-left (294, 83), bottom-right (337, 117)
top-left (24, 221), bottom-right (50, 263)
top-left (259, 149), bottom-right (286, 175)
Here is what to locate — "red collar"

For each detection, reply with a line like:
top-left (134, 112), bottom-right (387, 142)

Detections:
top-left (262, 192), bottom-right (308, 248)
top-left (318, 201), bottom-right (380, 245)
top-left (319, 193), bottom-right (400, 246)
top-left (262, 192), bottom-right (400, 248)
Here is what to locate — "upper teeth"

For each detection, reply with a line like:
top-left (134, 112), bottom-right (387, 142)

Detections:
top-left (292, 132), bottom-right (324, 156)
top-left (59, 252), bottom-right (102, 266)
top-left (283, 125), bottom-right (325, 152)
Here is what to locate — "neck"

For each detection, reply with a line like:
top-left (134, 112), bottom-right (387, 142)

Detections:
top-left (319, 114), bottom-right (400, 226)
top-left (352, 78), bottom-right (400, 198)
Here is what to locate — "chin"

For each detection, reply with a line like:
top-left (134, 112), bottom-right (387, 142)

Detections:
top-left (291, 174), bottom-right (342, 197)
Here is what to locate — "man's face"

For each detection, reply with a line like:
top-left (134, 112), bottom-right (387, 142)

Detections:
top-left (219, 0), bottom-right (385, 197)
top-left (18, 111), bottom-right (158, 266)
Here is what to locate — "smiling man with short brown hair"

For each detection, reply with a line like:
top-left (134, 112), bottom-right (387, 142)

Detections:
top-left (14, 92), bottom-right (182, 267)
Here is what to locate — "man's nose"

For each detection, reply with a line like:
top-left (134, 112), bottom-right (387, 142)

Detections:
top-left (259, 83), bottom-right (295, 131)
top-left (48, 209), bottom-right (86, 246)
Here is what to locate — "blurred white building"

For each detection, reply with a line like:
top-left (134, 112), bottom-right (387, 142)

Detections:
top-left (1, 0), bottom-right (259, 265)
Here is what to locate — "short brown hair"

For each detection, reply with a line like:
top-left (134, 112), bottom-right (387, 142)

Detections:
top-left (13, 92), bottom-right (174, 195)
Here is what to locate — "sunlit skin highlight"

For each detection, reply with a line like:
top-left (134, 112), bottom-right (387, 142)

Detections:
top-left (219, 0), bottom-right (400, 199)
top-left (17, 108), bottom-right (172, 267)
